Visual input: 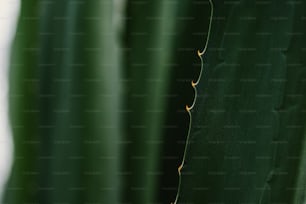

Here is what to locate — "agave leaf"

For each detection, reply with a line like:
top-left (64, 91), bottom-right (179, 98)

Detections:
top-left (177, 1), bottom-right (306, 203)
top-left (4, 0), bottom-right (121, 203)
top-left (121, 0), bottom-right (180, 203)
top-left (3, 1), bottom-right (40, 203)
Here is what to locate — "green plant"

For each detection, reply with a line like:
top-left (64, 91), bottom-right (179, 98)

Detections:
top-left (4, 0), bottom-right (306, 204)
top-left (176, 1), bottom-right (306, 203)
top-left (5, 0), bottom-right (121, 203)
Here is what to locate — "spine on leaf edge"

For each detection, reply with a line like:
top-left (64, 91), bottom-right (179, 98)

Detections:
top-left (171, 1), bottom-right (214, 203)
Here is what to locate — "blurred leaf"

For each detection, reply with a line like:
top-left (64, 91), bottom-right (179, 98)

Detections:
top-left (121, 0), bottom-right (179, 203)
top-left (4, 0), bottom-right (121, 203)
top-left (3, 0), bottom-right (39, 203)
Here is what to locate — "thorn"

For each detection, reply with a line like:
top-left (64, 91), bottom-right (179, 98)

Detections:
top-left (191, 80), bottom-right (196, 87)
top-left (178, 164), bottom-right (183, 175)
top-left (197, 49), bottom-right (204, 57)
top-left (186, 105), bottom-right (191, 112)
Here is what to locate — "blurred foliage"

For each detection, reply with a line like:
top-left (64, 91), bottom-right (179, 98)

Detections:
top-left (3, 0), bottom-right (306, 204)
top-left (5, 0), bottom-right (121, 203)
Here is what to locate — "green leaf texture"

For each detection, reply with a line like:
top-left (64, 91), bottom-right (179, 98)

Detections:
top-left (4, 0), bottom-right (121, 203)
top-left (3, 0), bottom-right (40, 203)
top-left (122, 0), bottom-right (179, 203)
top-left (4, 0), bottom-right (306, 203)
top-left (177, 1), bottom-right (306, 203)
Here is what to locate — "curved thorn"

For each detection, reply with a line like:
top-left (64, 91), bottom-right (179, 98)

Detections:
top-left (191, 80), bottom-right (196, 87)
top-left (186, 105), bottom-right (191, 112)
top-left (197, 49), bottom-right (204, 56)
top-left (178, 163), bottom-right (183, 175)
